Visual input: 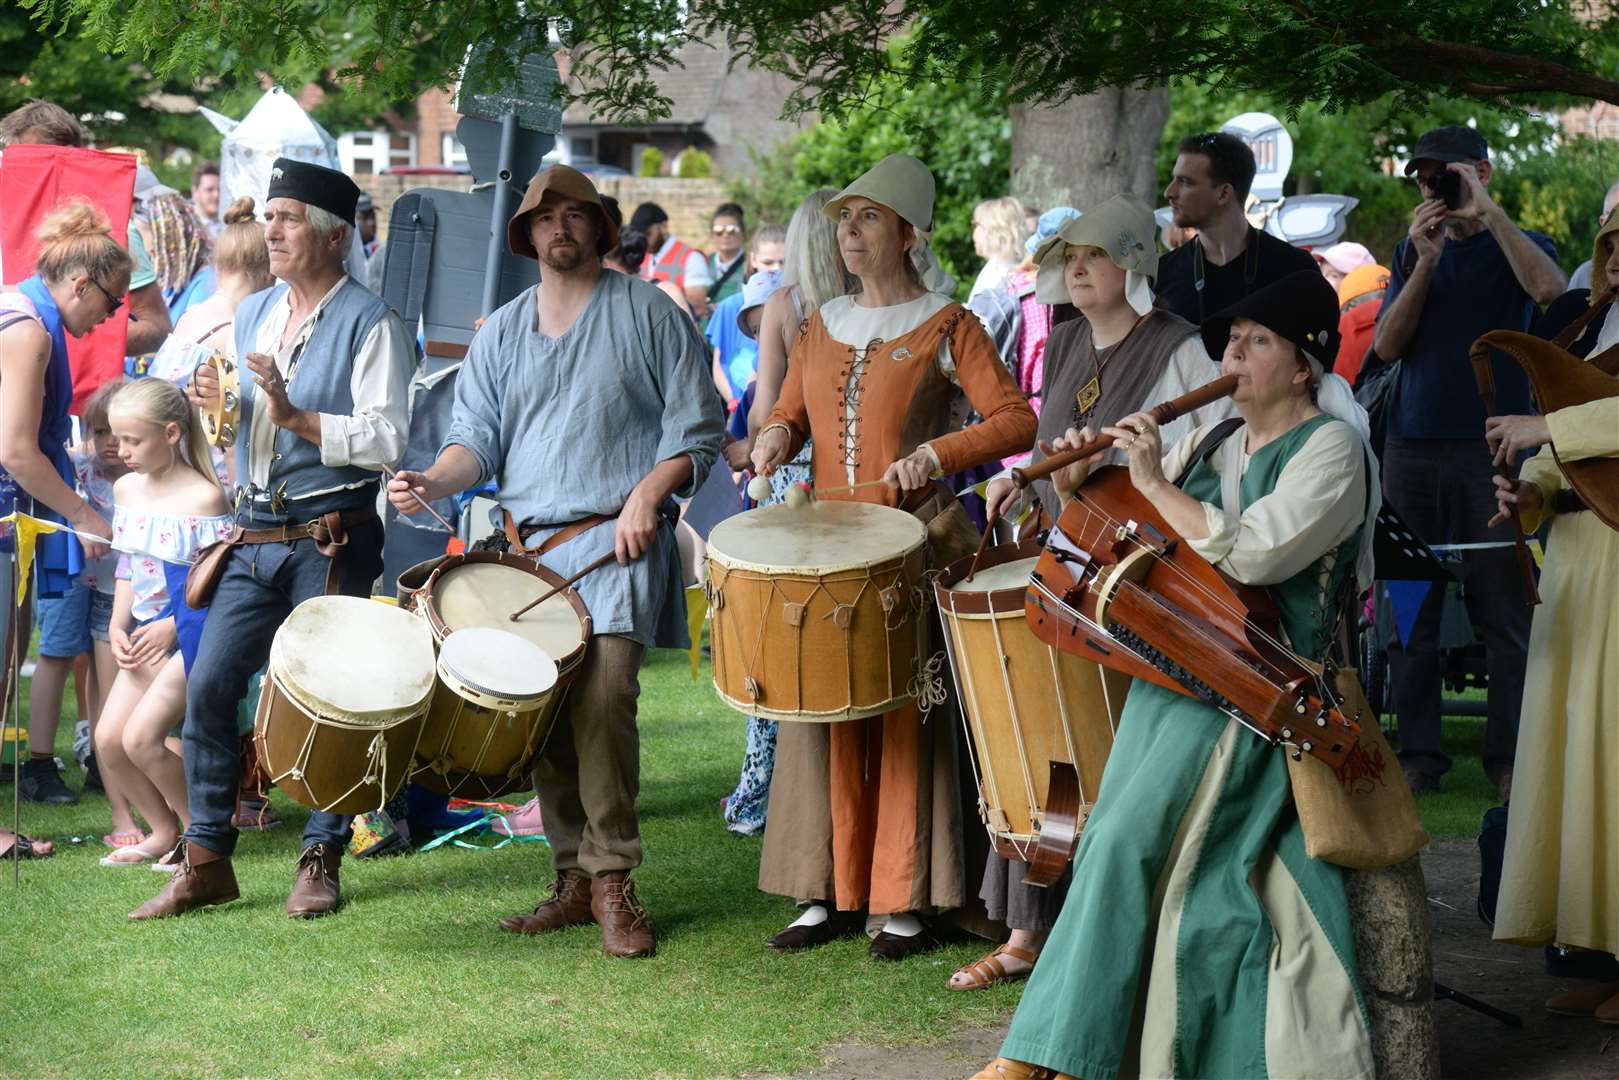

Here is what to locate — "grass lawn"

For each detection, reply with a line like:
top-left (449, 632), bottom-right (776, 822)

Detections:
top-left (2, 647), bottom-right (1018, 1079)
top-left (2, 641), bottom-right (1496, 1078)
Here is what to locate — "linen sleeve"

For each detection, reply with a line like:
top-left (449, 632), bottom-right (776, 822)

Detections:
top-left (1545, 396), bottom-right (1619, 463)
top-left (440, 318), bottom-right (508, 488)
top-left (317, 312), bottom-right (413, 471)
top-left (649, 306), bottom-right (728, 499)
top-left (925, 311), bottom-right (1038, 475)
top-left (1187, 423), bottom-right (1367, 586)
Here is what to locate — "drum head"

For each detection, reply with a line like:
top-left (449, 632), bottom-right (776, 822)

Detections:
top-left (271, 596), bottom-right (436, 725)
top-left (438, 627), bottom-right (558, 702)
top-left (947, 556), bottom-right (1037, 594)
top-left (707, 501), bottom-right (925, 573)
top-left (430, 560), bottom-right (587, 661)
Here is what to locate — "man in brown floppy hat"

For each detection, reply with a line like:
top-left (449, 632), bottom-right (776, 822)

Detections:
top-left (388, 164), bottom-right (725, 957)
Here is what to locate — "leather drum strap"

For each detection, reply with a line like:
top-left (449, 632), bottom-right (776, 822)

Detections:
top-left (502, 509), bottom-right (617, 557)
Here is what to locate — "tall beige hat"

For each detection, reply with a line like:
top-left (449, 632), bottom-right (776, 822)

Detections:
top-left (1034, 193), bottom-right (1159, 306)
top-left (823, 154), bottom-right (936, 233)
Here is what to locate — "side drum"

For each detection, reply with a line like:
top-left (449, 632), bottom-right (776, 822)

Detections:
top-left (706, 501), bottom-right (927, 722)
top-left (935, 539), bottom-right (1129, 881)
top-left (255, 595), bottom-right (436, 814)
top-left (410, 550), bottom-right (592, 797)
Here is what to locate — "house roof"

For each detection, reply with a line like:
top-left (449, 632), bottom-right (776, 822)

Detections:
top-left (562, 37), bottom-right (730, 129)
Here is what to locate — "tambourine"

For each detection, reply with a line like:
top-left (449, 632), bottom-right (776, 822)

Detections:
top-left (199, 352), bottom-right (240, 448)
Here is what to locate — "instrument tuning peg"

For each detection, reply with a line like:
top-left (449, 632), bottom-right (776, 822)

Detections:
top-left (1315, 709), bottom-right (1330, 729)
top-left (1290, 749), bottom-right (1303, 762)
top-left (1299, 739), bottom-right (1315, 756)
top-left (1294, 697), bottom-right (1308, 716)
top-left (1280, 727), bottom-right (1295, 742)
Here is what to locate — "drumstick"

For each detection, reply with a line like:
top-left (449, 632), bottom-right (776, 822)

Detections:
top-left (963, 511), bottom-right (998, 584)
top-left (509, 551), bottom-right (617, 621)
top-left (813, 477), bottom-right (892, 498)
top-left (380, 465), bottom-right (457, 535)
top-left (814, 470), bottom-right (942, 499)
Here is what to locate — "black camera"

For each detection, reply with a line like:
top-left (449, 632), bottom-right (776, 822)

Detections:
top-left (1427, 169), bottom-right (1463, 210)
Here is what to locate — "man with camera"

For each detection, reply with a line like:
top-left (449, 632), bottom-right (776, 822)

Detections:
top-left (1373, 125), bottom-right (1565, 799)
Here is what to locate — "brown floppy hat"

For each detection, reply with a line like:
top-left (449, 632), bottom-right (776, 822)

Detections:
top-left (507, 164), bottom-right (619, 259)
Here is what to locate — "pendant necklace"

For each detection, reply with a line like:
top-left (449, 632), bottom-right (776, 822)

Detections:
top-left (1073, 310), bottom-right (1149, 427)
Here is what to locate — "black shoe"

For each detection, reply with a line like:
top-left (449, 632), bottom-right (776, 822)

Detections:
top-left (83, 754), bottom-right (105, 794)
top-left (19, 757), bottom-right (78, 805)
top-left (767, 911), bottom-right (856, 952)
top-left (1545, 945), bottom-right (1619, 981)
top-left (869, 928), bottom-right (939, 961)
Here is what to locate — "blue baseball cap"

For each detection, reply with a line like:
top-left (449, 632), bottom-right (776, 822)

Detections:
top-left (1026, 206), bottom-right (1082, 256)
top-left (737, 269), bottom-right (782, 339)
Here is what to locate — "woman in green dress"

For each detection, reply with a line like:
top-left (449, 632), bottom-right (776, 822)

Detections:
top-left (975, 270), bottom-right (1381, 1080)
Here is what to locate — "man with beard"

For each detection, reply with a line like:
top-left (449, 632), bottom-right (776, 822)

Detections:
top-left (1154, 132), bottom-right (1316, 327)
top-left (387, 165), bottom-right (724, 958)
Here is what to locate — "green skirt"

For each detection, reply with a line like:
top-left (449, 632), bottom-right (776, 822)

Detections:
top-left (1000, 680), bottom-right (1373, 1080)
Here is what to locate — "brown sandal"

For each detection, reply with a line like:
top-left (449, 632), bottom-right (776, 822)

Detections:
top-left (949, 944), bottom-right (1038, 990)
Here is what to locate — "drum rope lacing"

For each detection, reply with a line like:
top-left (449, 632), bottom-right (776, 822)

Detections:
top-left (939, 568), bottom-right (1124, 861)
top-left (258, 675), bottom-right (421, 813)
top-left (709, 560), bottom-right (923, 719)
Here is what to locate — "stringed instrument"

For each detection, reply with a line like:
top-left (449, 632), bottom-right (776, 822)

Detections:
top-left (1012, 376), bottom-right (1360, 772)
top-left (1471, 326), bottom-right (1619, 534)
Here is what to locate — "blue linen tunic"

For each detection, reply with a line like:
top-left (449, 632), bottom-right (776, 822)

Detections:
top-left (442, 271), bottom-right (726, 648)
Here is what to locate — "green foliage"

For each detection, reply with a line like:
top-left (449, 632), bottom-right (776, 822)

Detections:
top-left (734, 54), bottom-right (1010, 296)
top-left (1161, 80), bottom-right (1619, 271)
top-left (21, 0), bottom-right (1618, 127)
top-left (674, 146), bottom-right (713, 179)
top-left (637, 145), bottom-right (666, 177)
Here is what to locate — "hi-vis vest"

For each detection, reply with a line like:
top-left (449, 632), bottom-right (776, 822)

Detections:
top-left (645, 238), bottom-right (697, 290)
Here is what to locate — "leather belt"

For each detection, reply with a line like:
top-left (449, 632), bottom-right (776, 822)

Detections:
top-left (237, 505), bottom-right (378, 547)
top-left (1552, 489), bottom-right (1589, 515)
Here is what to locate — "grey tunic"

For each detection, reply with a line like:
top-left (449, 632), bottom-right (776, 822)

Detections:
top-left (442, 271), bottom-right (726, 647)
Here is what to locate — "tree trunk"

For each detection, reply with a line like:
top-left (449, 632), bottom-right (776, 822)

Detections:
top-left (1011, 85), bottom-right (1170, 213)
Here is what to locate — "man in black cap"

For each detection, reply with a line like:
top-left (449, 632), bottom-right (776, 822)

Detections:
top-left (1372, 125), bottom-right (1565, 799)
top-left (628, 200), bottom-right (710, 311)
top-left (1154, 131), bottom-right (1318, 326)
top-left (132, 157), bottom-right (415, 921)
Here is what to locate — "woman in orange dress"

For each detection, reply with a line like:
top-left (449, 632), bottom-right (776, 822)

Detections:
top-left (751, 154), bottom-right (1037, 959)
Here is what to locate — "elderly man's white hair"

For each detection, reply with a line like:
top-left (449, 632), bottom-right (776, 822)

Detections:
top-left (304, 204), bottom-right (352, 248)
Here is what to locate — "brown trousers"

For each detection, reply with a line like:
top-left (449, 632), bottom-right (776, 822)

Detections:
top-left (532, 634), bottom-right (646, 877)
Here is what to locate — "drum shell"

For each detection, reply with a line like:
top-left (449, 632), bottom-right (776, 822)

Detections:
top-left (410, 550), bottom-right (592, 796)
top-left (707, 544), bottom-right (926, 722)
top-left (254, 669), bottom-right (427, 815)
top-left (935, 539), bottom-right (1129, 859)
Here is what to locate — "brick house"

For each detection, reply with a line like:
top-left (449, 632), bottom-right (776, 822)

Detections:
top-left (336, 38), bottom-right (806, 179)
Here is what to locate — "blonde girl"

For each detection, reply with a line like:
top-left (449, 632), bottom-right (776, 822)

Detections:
top-left (969, 196), bottom-right (1029, 299)
top-left (97, 378), bottom-right (233, 867)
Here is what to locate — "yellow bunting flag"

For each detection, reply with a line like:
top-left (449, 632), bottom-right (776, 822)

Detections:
top-left (0, 512), bottom-right (63, 606)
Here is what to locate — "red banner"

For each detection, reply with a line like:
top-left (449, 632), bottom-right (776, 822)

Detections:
top-left (0, 144), bottom-right (137, 413)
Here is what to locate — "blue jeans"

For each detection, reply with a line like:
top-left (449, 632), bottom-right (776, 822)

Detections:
top-left (182, 518), bottom-right (384, 856)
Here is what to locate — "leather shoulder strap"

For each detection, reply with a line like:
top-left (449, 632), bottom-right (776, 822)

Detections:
top-left (1174, 417), bottom-right (1246, 488)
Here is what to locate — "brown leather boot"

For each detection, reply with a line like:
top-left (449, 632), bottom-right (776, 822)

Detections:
top-left (499, 869), bottom-right (594, 935)
top-left (128, 841), bottom-right (238, 921)
top-left (592, 871), bottom-right (655, 958)
top-left (286, 842), bottom-right (342, 918)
